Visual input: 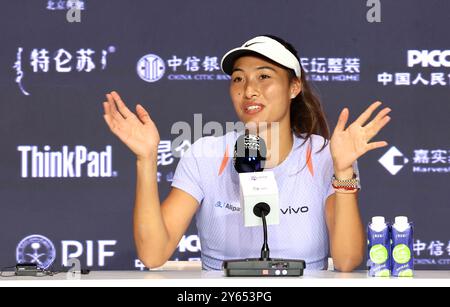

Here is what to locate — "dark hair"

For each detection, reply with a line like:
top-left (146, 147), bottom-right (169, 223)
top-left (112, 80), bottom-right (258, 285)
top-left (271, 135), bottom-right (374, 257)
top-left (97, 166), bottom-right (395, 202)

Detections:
top-left (262, 34), bottom-right (330, 154)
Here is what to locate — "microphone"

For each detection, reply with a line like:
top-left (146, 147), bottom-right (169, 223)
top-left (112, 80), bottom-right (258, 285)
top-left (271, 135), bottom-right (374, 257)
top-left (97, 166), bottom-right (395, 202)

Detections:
top-left (223, 131), bottom-right (306, 277)
top-left (233, 133), bottom-right (279, 228)
top-left (233, 133), bottom-right (266, 173)
top-left (234, 133), bottom-right (277, 260)
top-left (233, 133), bottom-right (278, 260)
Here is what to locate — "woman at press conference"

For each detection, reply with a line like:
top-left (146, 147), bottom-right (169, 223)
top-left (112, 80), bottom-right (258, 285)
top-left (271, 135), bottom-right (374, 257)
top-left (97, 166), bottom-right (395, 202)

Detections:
top-left (102, 35), bottom-right (392, 272)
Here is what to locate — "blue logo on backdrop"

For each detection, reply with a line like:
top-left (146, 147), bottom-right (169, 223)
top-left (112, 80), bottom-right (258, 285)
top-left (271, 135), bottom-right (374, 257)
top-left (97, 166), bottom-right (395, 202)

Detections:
top-left (16, 235), bottom-right (56, 269)
top-left (137, 54), bottom-right (166, 82)
top-left (47, 0), bottom-right (86, 11)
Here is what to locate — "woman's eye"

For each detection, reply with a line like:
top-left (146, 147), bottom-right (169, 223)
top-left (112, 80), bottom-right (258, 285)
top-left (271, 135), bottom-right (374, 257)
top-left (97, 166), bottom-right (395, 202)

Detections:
top-left (232, 74), bottom-right (269, 82)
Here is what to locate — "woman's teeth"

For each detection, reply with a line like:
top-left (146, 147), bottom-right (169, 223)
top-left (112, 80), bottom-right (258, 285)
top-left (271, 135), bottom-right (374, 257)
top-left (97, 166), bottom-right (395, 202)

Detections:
top-left (245, 105), bottom-right (263, 114)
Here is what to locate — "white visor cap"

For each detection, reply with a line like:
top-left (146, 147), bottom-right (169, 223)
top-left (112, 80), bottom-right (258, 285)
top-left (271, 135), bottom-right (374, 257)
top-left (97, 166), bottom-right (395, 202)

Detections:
top-left (221, 36), bottom-right (301, 78)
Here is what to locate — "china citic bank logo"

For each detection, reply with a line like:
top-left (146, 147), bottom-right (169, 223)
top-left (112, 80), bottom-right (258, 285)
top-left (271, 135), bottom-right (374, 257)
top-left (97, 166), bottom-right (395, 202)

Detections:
top-left (379, 146), bottom-right (409, 175)
top-left (136, 53), bottom-right (229, 82)
top-left (137, 54), bottom-right (166, 83)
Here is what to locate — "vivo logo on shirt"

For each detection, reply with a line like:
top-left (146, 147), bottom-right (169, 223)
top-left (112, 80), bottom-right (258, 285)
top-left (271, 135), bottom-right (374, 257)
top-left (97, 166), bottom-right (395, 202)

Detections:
top-left (280, 206), bottom-right (309, 215)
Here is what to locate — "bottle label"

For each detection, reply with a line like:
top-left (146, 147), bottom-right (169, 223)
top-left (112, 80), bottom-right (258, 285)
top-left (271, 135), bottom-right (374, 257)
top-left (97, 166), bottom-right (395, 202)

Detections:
top-left (393, 244), bottom-right (411, 264)
top-left (369, 244), bottom-right (388, 264)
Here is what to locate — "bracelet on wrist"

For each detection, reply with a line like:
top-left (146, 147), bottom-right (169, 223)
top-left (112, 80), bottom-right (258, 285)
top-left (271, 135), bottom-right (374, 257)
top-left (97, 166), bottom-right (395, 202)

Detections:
top-left (332, 173), bottom-right (360, 194)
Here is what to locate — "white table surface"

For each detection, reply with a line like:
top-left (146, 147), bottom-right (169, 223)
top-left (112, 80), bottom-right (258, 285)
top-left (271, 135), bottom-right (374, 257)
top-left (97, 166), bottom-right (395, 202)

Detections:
top-left (1, 261), bottom-right (450, 287)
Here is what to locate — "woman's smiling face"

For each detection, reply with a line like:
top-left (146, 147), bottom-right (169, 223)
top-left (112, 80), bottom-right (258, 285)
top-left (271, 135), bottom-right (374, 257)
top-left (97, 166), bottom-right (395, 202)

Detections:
top-left (229, 54), bottom-right (301, 128)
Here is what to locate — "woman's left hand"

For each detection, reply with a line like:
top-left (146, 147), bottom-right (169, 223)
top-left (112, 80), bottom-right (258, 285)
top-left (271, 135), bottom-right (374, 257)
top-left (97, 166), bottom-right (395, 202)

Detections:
top-left (330, 101), bottom-right (392, 176)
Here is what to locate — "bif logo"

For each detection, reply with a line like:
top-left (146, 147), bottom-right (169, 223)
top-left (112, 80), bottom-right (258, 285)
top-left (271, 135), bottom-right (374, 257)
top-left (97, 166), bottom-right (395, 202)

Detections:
top-left (16, 234), bottom-right (117, 269)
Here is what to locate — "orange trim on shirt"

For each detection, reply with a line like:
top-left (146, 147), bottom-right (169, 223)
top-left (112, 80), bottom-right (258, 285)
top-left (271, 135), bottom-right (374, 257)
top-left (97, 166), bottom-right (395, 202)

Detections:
top-left (306, 143), bottom-right (314, 177)
top-left (218, 145), bottom-right (229, 176)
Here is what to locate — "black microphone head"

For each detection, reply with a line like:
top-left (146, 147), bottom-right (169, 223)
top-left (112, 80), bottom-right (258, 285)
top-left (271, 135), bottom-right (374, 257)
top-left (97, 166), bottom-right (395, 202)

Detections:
top-left (253, 202), bottom-right (271, 218)
top-left (233, 133), bottom-right (266, 173)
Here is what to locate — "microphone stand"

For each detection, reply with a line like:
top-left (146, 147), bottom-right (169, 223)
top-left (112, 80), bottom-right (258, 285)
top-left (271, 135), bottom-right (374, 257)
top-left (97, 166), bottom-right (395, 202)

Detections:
top-left (223, 132), bottom-right (305, 277)
top-left (223, 202), bottom-right (306, 277)
top-left (254, 202), bottom-right (271, 261)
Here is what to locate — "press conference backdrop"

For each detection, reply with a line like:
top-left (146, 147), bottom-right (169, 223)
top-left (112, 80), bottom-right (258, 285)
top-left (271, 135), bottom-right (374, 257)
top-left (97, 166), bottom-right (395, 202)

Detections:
top-left (1, 0), bottom-right (449, 271)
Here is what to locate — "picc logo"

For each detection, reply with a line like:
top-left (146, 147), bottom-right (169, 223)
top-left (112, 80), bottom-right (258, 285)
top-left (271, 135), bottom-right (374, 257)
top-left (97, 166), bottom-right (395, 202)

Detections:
top-left (408, 50), bottom-right (450, 68)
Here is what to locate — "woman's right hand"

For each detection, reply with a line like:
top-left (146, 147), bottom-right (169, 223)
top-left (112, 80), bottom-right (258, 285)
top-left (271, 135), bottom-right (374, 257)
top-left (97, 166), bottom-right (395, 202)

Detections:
top-left (103, 91), bottom-right (160, 161)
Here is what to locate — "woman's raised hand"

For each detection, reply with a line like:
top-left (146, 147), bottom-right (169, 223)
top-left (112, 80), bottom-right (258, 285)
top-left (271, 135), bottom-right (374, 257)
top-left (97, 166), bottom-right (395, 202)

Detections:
top-left (330, 101), bottom-right (391, 173)
top-left (103, 91), bottom-right (160, 160)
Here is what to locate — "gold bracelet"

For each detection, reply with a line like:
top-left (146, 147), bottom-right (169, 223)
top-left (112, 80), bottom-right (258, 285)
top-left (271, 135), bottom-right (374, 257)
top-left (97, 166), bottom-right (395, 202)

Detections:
top-left (332, 173), bottom-right (360, 193)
